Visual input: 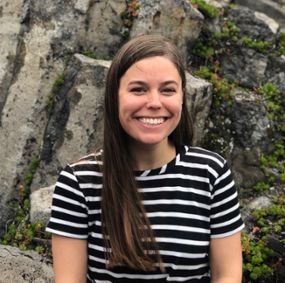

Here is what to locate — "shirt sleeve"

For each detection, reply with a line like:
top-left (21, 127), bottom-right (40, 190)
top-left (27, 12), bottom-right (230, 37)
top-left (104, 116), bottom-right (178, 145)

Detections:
top-left (46, 164), bottom-right (89, 239)
top-left (210, 161), bottom-right (244, 238)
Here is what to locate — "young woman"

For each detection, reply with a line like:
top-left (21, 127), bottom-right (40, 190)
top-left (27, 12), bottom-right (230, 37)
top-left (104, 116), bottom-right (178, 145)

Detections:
top-left (46, 34), bottom-right (244, 283)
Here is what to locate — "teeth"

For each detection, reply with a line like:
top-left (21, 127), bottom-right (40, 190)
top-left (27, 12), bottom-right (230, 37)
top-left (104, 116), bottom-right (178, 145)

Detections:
top-left (139, 117), bottom-right (164, 125)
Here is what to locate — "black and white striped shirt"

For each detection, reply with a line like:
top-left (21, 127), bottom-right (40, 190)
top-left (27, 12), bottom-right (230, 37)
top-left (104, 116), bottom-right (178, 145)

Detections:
top-left (46, 146), bottom-right (244, 282)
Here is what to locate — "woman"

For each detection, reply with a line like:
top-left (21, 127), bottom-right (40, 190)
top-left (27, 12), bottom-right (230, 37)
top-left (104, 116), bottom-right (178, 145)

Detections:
top-left (46, 34), bottom-right (244, 283)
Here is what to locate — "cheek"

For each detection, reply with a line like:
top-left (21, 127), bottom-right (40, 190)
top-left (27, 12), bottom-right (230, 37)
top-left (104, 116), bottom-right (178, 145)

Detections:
top-left (118, 97), bottom-right (136, 126)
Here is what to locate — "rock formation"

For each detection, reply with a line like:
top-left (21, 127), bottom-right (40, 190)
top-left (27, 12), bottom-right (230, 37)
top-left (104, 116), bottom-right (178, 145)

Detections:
top-left (0, 0), bottom-right (284, 281)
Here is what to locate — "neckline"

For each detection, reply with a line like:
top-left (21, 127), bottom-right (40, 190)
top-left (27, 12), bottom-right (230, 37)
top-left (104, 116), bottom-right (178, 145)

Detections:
top-left (134, 145), bottom-right (187, 177)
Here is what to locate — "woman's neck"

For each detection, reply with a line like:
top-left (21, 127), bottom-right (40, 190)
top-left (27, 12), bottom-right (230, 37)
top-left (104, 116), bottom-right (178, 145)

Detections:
top-left (129, 139), bottom-right (176, 171)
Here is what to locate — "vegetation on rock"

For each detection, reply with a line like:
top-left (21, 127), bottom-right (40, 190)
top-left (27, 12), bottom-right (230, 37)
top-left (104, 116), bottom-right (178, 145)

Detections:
top-left (190, 2), bottom-right (285, 282)
top-left (0, 157), bottom-right (51, 255)
top-left (46, 74), bottom-right (65, 114)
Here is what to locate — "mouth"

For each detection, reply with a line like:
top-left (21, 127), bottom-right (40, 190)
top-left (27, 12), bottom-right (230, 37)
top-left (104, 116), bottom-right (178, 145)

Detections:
top-left (138, 117), bottom-right (166, 125)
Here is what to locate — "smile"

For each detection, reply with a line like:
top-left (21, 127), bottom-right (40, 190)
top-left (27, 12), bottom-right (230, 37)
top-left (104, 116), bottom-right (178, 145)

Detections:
top-left (138, 117), bottom-right (165, 125)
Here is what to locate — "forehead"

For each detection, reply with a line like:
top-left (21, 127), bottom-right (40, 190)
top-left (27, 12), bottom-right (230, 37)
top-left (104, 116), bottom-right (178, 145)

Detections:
top-left (122, 56), bottom-right (181, 82)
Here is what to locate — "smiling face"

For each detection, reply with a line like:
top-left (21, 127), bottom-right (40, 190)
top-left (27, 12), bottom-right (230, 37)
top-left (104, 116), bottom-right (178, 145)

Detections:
top-left (118, 56), bottom-right (183, 148)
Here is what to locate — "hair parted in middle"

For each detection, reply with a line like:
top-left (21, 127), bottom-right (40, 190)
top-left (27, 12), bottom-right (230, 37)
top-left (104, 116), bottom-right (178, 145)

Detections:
top-left (101, 34), bottom-right (193, 271)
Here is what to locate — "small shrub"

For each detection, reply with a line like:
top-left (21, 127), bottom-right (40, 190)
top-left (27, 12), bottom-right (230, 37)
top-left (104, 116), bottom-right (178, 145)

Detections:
top-left (191, 0), bottom-right (219, 19)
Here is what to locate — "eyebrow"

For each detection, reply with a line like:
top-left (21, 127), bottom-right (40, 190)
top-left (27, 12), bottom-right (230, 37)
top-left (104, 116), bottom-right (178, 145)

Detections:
top-left (128, 80), bottom-right (179, 86)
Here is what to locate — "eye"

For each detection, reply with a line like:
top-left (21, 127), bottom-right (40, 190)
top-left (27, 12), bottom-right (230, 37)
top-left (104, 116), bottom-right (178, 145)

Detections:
top-left (161, 87), bottom-right (176, 95)
top-left (130, 87), bottom-right (146, 95)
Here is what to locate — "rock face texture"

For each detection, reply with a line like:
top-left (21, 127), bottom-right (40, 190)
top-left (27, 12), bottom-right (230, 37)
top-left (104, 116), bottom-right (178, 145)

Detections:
top-left (0, 0), bottom-right (284, 280)
top-left (220, 6), bottom-right (279, 88)
top-left (0, 0), bottom-right (204, 239)
top-left (130, 0), bottom-right (204, 57)
top-left (0, 245), bottom-right (53, 283)
top-left (235, 0), bottom-right (285, 32)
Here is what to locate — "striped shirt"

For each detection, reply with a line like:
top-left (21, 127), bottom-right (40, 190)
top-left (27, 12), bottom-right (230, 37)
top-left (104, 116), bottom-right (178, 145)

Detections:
top-left (46, 145), bottom-right (244, 282)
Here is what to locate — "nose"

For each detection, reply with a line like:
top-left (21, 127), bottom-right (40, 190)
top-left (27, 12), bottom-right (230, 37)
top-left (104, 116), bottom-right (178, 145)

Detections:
top-left (146, 91), bottom-right (162, 109)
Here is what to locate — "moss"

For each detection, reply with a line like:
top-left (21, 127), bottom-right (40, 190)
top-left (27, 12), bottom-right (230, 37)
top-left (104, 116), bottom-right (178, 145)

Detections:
top-left (213, 21), bottom-right (240, 41)
top-left (190, 0), bottom-right (220, 19)
top-left (240, 37), bottom-right (272, 53)
top-left (0, 156), bottom-right (51, 256)
top-left (256, 82), bottom-right (285, 186)
top-left (191, 40), bottom-right (215, 60)
top-left (190, 6), bottom-right (285, 283)
top-left (82, 49), bottom-right (97, 59)
top-left (273, 32), bottom-right (285, 57)
top-left (46, 74), bottom-right (65, 114)
top-left (242, 195), bottom-right (285, 282)
top-left (194, 65), bottom-right (235, 105)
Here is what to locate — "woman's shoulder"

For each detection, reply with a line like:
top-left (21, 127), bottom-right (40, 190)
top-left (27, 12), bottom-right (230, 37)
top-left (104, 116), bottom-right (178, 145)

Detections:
top-left (182, 145), bottom-right (227, 168)
top-left (67, 150), bottom-right (103, 173)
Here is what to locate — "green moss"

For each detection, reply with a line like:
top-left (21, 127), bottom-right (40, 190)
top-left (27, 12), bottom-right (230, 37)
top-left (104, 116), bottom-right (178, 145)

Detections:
top-left (240, 37), bottom-right (272, 53)
top-left (253, 181), bottom-right (270, 192)
top-left (82, 49), bottom-right (97, 59)
top-left (46, 74), bottom-right (65, 114)
top-left (190, 0), bottom-right (219, 19)
top-left (213, 21), bottom-right (240, 41)
top-left (273, 32), bottom-right (285, 56)
top-left (242, 232), bottom-right (275, 281)
top-left (23, 157), bottom-right (40, 196)
top-left (242, 195), bottom-right (285, 282)
top-left (192, 40), bottom-right (215, 59)
top-left (0, 157), bottom-right (51, 256)
top-left (190, 7), bottom-right (284, 283)
top-left (257, 82), bottom-right (285, 179)
top-left (194, 65), bottom-right (235, 105)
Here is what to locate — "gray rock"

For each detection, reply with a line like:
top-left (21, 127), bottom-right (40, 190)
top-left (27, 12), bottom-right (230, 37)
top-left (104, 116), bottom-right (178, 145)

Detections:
top-left (218, 6), bottom-right (281, 88)
top-left (228, 89), bottom-right (273, 187)
top-left (0, 0), bottom-right (25, 117)
top-left (230, 147), bottom-right (266, 189)
top-left (31, 55), bottom-right (110, 191)
top-left (235, 0), bottom-right (285, 32)
top-left (186, 74), bottom-right (212, 146)
top-left (30, 185), bottom-right (54, 224)
top-left (0, 8), bottom-right (59, 237)
top-left (0, 0), bottom-right (206, 236)
top-left (130, 0), bottom-right (204, 58)
top-left (248, 195), bottom-right (272, 210)
top-left (203, 0), bottom-right (231, 8)
top-left (241, 195), bottom-right (272, 226)
top-left (0, 245), bottom-right (53, 283)
top-left (228, 6), bottom-right (279, 42)
top-left (229, 90), bottom-right (272, 150)
top-left (81, 0), bottom-right (126, 59)
top-left (265, 55), bottom-right (285, 93)
top-left (220, 47), bottom-right (268, 88)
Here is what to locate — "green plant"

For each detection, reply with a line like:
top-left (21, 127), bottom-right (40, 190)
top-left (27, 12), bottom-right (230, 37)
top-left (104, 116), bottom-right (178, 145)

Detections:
top-left (46, 74), bottom-right (65, 114)
top-left (21, 156), bottom-right (40, 199)
top-left (240, 37), bottom-right (272, 53)
top-left (242, 195), bottom-right (285, 282)
top-left (242, 233), bottom-right (275, 281)
top-left (190, 0), bottom-right (219, 19)
top-left (191, 40), bottom-right (215, 60)
top-left (0, 156), bottom-right (51, 256)
top-left (194, 65), bottom-right (235, 105)
top-left (253, 181), bottom-right (270, 192)
top-left (82, 49), bottom-right (97, 59)
top-left (213, 20), bottom-right (240, 41)
top-left (273, 32), bottom-right (285, 56)
top-left (120, 0), bottom-right (140, 39)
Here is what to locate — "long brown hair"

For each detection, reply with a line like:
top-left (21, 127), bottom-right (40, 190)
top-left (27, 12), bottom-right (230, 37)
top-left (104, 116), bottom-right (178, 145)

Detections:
top-left (102, 34), bottom-right (193, 271)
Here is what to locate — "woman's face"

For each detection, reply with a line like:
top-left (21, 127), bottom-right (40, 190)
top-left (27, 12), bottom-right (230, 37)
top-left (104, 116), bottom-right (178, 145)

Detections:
top-left (118, 56), bottom-right (183, 148)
